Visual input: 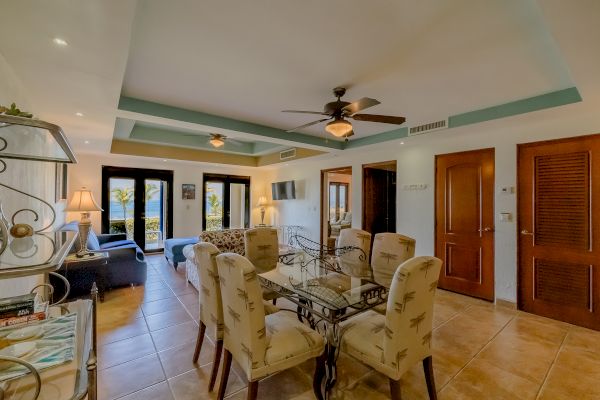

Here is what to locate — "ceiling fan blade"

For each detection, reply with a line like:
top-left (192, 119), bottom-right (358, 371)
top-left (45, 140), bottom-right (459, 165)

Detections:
top-left (282, 110), bottom-right (330, 115)
top-left (286, 118), bottom-right (330, 133)
top-left (342, 97), bottom-right (380, 115)
top-left (351, 114), bottom-right (406, 125)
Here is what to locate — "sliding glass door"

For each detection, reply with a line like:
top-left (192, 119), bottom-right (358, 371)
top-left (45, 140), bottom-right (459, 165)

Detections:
top-left (102, 166), bottom-right (173, 252)
top-left (203, 174), bottom-right (250, 231)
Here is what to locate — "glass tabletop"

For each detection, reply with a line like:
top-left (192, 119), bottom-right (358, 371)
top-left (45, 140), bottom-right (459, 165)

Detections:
top-left (259, 250), bottom-right (387, 319)
top-left (0, 230), bottom-right (77, 277)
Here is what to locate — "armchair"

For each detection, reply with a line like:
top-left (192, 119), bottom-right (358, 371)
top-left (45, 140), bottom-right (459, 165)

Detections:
top-left (330, 212), bottom-right (352, 237)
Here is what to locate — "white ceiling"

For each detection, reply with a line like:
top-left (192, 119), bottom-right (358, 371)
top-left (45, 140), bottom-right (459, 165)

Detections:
top-left (0, 0), bottom-right (599, 157)
top-left (122, 0), bottom-right (572, 137)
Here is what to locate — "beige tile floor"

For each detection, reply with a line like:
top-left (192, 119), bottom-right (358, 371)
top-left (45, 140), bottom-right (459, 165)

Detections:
top-left (97, 254), bottom-right (600, 400)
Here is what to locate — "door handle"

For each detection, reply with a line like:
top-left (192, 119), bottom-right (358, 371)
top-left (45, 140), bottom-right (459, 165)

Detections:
top-left (479, 227), bottom-right (494, 232)
top-left (520, 229), bottom-right (534, 235)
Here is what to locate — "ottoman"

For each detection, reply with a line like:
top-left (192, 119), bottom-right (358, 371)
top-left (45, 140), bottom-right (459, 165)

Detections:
top-left (165, 237), bottom-right (198, 269)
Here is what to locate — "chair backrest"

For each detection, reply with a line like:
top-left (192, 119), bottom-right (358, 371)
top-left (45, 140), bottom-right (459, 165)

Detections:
top-left (216, 253), bottom-right (267, 376)
top-left (341, 211), bottom-right (352, 224)
top-left (337, 228), bottom-right (372, 278)
top-left (383, 256), bottom-right (442, 377)
top-left (244, 228), bottom-right (279, 273)
top-left (371, 233), bottom-right (416, 288)
top-left (193, 242), bottom-right (223, 339)
top-left (199, 228), bottom-right (246, 255)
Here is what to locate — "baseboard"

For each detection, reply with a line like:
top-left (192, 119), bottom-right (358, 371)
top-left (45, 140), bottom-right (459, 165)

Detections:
top-left (495, 298), bottom-right (517, 309)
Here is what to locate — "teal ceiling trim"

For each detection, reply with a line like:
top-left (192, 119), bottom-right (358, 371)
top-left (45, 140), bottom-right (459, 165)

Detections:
top-left (449, 87), bottom-right (581, 128)
top-left (343, 127), bottom-right (409, 149)
top-left (119, 96), bottom-right (343, 150)
top-left (252, 141), bottom-right (282, 153)
top-left (130, 124), bottom-right (255, 154)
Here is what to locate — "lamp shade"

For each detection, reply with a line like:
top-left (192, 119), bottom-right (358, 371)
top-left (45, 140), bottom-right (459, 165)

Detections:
top-left (65, 187), bottom-right (102, 212)
top-left (257, 196), bottom-right (267, 207)
top-left (325, 119), bottom-right (353, 137)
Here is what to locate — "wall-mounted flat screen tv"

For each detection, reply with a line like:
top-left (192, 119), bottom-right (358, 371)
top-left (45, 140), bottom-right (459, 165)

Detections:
top-left (272, 180), bottom-right (296, 200)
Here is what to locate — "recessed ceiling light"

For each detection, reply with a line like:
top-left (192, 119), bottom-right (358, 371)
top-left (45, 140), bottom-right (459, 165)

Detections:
top-left (53, 38), bottom-right (68, 46)
top-left (162, 159), bottom-right (167, 162)
top-left (75, 112), bottom-right (83, 117)
top-left (400, 141), bottom-right (405, 145)
top-left (84, 140), bottom-right (90, 144)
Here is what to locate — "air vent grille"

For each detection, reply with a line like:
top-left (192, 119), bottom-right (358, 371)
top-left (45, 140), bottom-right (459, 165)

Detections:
top-left (408, 119), bottom-right (447, 136)
top-left (280, 148), bottom-right (296, 160)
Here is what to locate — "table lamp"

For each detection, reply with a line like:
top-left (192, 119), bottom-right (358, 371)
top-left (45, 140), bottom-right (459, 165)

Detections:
top-left (66, 187), bottom-right (102, 256)
top-left (257, 196), bottom-right (268, 226)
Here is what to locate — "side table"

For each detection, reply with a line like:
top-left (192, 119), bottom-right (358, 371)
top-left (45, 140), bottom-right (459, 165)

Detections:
top-left (55, 252), bottom-right (109, 301)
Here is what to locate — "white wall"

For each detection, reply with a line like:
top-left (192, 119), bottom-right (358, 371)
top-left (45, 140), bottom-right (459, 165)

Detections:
top-left (67, 153), bottom-right (273, 237)
top-left (269, 104), bottom-right (600, 303)
top-left (0, 52), bottom-right (64, 296)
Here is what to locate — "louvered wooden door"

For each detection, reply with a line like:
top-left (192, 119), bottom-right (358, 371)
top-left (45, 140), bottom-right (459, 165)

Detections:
top-left (435, 149), bottom-right (495, 301)
top-left (518, 135), bottom-right (600, 330)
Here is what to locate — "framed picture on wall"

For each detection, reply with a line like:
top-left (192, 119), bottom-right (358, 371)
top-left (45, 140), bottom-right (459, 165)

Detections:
top-left (55, 163), bottom-right (68, 202)
top-left (182, 183), bottom-right (195, 200)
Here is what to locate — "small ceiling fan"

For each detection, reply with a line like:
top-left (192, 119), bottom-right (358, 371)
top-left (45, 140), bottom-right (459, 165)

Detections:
top-left (183, 133), bottom-right (243, 148)
top-left (283, 87), bottom-right (406, 139)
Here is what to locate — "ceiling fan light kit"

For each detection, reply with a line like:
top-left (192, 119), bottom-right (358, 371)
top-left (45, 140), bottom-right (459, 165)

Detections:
top-left (283, 87), bottom-right (406, 138)
top-left (325, 118), bottom-right (353, 137)
top-left (209, 135), bottom-right (225, 148)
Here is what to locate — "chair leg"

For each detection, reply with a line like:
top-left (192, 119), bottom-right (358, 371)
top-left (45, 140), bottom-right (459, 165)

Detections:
top-left (217, 349), bottom-right (232, 400)
top-left (208, 339), bottom-right (223, 391)
top-left (389, 378), bottom-right (402, 400)
top-left (192, 322), bottom-right (206, 364)
top-left (312, 352), bottom-right (327, 400)
top-left (422, 356), bottom-right (437, 400)
top-left (247, 380), bottom-right (259, 400)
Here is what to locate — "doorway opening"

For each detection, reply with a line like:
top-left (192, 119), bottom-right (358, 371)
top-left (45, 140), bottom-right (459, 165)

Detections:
top-left (320, 167), bottom-right (352, 246)
top-left (362, 161), bottom-right (396, 237)
top-left (101, 166), bottom-right (174, 253)
top-left (202, 173), bottom-right (250, 231)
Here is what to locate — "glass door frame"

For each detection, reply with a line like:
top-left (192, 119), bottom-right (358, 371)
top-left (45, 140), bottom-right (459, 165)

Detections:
top-left (329, 182), bottom-right (349, 221)
top-left (101, 166), bottom-right (174, 253)
top-left (202, 173), bottom-right (250, 231)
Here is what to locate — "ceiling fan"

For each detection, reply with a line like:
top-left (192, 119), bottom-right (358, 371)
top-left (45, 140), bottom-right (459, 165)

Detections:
top-left (283, 87), bottom-right (406, 139)
top-left (182, 133), bottom-right (243, 148)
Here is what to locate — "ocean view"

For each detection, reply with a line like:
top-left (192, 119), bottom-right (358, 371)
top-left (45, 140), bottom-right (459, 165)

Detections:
top-left (109, 200), bottom-right (162, 220)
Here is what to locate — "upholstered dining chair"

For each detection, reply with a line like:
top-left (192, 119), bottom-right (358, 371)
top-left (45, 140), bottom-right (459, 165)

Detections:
top-left (244, 227), bottom-right (281, 303)
top-left (371, 233), bottom-right (416, 288)
top-left (192, 243), bottom-right (278, 392)
top-left (215, 253), bottom-right (326, 400)
top-left (340, 256), bottom-right (442, 400)
top-left (336, 228), bottom-right (372, 278)
top-left (244, 228), bottom-right (279, 273)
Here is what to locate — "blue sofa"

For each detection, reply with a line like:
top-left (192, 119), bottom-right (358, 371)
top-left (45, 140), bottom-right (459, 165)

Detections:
top-left (58, 222), bottom-right (147, 296)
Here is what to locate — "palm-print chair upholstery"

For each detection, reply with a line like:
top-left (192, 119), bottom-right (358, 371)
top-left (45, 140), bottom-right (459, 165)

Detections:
top-left (192, 243), bottom-right (278, 392)
top-left (244, 227), bottom-right (281, 303)
top-left (371, 233), bottom-right (416, 288)
top-left (215, 253), bottom-right (325, 400)
top-left (340, 256), bottom-right (442, 400)
top-left (336, 228), bottom-right (372, 278)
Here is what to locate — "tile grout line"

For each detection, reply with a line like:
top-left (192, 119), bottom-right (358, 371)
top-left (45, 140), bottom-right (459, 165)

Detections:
top-left (534, 326), bottom-right (570, 400)
top-left (436, 304), bottom-right (517, 393)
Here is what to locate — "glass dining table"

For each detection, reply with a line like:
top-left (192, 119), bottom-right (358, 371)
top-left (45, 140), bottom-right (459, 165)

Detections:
top-left (259, 247), bottom-right (388, 399)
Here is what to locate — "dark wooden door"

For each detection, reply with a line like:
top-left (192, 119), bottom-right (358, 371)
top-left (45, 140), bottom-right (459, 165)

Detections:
top-left (435, 149), bottom-right (495, 301)
top-left (518, 135), bottom-right (600, 330)
top-left (362, 165), bottom-right (396, 236)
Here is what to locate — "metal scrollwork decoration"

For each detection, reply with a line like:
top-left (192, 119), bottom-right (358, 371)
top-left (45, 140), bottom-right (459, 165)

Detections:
top-left (0, 164), bottom-right (57, 258)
